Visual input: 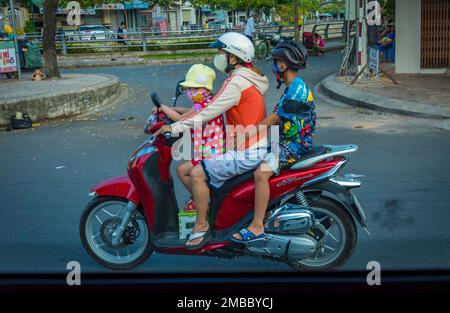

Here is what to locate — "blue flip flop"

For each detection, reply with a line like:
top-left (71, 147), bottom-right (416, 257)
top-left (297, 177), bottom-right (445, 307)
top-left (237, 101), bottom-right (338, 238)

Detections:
top-left (230, 228), bottom-right (266, 244)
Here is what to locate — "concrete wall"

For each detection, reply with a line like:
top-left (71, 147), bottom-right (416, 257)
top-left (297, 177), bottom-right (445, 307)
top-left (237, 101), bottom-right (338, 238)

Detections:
top-left (0, 75), bottom-right (121, 127)
top-left (395, 0), bottom-right (421, 73)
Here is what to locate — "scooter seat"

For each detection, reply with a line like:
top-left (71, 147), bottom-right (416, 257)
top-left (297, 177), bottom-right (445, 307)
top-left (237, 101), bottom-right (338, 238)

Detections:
top-left (217, 146), bottom-right (329, 193)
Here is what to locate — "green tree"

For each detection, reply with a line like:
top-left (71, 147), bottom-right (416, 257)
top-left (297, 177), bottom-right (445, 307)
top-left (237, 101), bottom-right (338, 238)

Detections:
top-left (42, 0), bottom-right (60, 78)
top-left (275, 0), bottom-right (321, 24)
top-left (42, 0), bottom-right (112, 78)
top-left (204, 0), bottom-right (278, 13)
top-left (380, 0), bottom-right (395, 22)
top-left (321, 0), bottom-right (345, 14)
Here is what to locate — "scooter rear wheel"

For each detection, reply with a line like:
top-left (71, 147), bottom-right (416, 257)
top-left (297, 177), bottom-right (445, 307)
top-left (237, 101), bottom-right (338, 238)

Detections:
top-left (80, 196), bottom-right (153, 270)
top-left (287, 197), bottom-right (357, 271)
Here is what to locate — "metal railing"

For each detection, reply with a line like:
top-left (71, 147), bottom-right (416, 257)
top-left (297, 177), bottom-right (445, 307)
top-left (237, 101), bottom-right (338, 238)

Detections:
top-left (309, 22), bottom-right (345, 40)
top-left (24, 23), bottom-right (344, 55)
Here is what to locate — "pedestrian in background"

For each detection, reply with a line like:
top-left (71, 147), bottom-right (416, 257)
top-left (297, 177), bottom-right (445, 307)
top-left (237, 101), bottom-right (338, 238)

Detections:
top-left (244, 12), bottom-right (257, 43)
top-left (117, 22), bottom-right (127, 45)
top-left (313, 32), bottom-right (326, 55)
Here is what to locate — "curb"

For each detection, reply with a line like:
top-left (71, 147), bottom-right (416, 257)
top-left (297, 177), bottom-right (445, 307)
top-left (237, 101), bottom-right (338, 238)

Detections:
top-left (0, 74), bottom-right (121, 127)
top-left (57, 48), bottom-right (216, 61)
top-left (320, 73), bottom-right (450, 119)
top-left (324, 42), bottom-right (346, 52)
top-left (58, 56), bottom-right (215, 69)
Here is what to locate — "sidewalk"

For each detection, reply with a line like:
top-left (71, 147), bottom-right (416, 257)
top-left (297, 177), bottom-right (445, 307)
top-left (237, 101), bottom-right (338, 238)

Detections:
top-left (320, 69), bottom-right (450, 121)
top-left (0, 74), bottom-right (121, 127)
top-left (323, 40), bottom-right (346, 52)
top-left (57, 49), bottom-right (216, 68)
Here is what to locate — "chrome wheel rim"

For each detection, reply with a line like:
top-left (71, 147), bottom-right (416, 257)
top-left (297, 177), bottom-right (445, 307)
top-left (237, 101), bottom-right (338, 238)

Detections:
top-left (85, 201), bottom-right (149, 265)
top-left (294, 207), bottom-right (347, 268)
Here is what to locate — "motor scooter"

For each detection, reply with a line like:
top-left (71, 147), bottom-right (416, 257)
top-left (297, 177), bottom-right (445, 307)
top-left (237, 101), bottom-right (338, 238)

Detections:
top-left (80, 82), bottom-right (368, 271)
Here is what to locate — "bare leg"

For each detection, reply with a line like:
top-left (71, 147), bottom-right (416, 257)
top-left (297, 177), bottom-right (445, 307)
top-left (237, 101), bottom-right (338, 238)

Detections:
top-left (234, 162), bottom-right (274, 240)
top-left (186, 164), bottom-right (210, 246)
top-left (176, 161), bottom-right (194, 193)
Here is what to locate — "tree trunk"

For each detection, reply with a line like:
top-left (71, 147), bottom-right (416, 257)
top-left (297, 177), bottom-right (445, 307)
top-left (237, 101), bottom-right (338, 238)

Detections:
top-left (293, 0), bottom-right (300, 43)
top-left (42, 0), bottom-right (60, 78)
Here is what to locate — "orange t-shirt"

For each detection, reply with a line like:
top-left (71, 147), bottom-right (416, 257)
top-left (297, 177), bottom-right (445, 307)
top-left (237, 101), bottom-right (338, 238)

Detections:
top-left (226, 84), bottom-right (266, 127)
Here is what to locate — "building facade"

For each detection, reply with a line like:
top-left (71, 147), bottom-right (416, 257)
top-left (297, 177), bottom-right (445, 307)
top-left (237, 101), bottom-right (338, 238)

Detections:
top-left (345, 0), bottom-right (449, 74)
top-left (2, 1), bottom-right (275, 33)
top-left (396, 0), bottom-right (449, 74)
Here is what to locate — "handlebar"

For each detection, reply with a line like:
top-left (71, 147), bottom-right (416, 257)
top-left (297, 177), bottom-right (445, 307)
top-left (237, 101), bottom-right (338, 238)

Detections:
top-left (149, 92), bottom-right (175, 140)
top-left (151, 92), bottom-right (161, 108)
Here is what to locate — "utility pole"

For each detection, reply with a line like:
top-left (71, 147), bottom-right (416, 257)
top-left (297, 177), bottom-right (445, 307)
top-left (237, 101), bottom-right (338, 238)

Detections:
top-left (9, 0), bottom-right (21, 79)
top-left (29, 0), bottom-right (36, 32)
top-left (356, 0), bottom-right (368, 76)
top-left (293, 0), bottom-right (300, 42)
top-left (179, 1), bottom-right (183, 31)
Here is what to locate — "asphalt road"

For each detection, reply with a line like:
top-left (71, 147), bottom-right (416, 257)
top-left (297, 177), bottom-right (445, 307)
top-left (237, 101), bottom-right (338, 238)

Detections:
top-left (0, 51), bottom-right (449, 273)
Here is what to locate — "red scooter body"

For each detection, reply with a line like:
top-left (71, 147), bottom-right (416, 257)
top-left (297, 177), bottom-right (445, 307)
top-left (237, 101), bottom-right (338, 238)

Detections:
top-left (214, 158), bottom-right (343, 231)
top-left (91, 133), bottom-right (344, 255)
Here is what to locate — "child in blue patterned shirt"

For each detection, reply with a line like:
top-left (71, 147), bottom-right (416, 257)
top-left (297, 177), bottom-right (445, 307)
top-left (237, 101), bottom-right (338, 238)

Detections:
top-left (232, 41), bottom-right (315, 243)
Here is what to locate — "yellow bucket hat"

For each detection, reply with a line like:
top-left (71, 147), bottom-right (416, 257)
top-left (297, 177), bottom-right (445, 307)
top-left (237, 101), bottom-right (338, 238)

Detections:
top-left (180, 64), bottom-right (216, 91)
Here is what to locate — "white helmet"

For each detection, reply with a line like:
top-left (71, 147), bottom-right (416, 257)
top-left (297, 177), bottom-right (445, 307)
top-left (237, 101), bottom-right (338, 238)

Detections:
top-left (209, 32), bottom-right (255, 63)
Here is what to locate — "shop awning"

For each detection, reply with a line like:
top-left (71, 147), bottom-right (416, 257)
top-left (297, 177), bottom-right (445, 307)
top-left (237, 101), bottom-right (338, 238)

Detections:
top-left (31, 0), bottom-right (43, 9)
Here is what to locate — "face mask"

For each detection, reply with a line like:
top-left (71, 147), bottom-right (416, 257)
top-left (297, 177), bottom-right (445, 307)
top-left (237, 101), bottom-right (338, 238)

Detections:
top-left (214, 54), bottom-right (228, 73)
top-left (272, 61), bottom-right (286, 89)
top-left (186, 89), bottom-right (209, 105)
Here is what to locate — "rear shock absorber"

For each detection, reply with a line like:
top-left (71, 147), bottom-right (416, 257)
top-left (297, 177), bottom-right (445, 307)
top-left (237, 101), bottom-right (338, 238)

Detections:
top-left (295, 191), bottom-right (309, 207)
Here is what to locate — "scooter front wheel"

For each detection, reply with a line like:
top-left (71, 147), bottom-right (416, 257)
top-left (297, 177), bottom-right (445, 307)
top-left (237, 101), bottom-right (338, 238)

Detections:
top-left (80, 196), bottom-right (153, 270)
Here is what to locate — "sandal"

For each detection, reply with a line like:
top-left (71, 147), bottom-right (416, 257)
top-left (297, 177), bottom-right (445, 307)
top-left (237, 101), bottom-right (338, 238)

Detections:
top-left (230, 228), bottom-right (266, 244)
top-left (185, 227), bottom-right (211, 250)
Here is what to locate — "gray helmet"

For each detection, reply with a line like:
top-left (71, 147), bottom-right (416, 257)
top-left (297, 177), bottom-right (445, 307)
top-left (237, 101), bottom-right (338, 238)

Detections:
top-left (271, 40), bottom-right (308, 70)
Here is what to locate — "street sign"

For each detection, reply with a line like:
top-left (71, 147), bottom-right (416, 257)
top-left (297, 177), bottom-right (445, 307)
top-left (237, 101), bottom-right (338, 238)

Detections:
top-left (39, 8), bottom-right (96, 15)
top-left (369, 47), bottom-right (380, 77)
top-left (124, 1), bottom-right (149, 9)
top-left (0, 41), bottom-right (17, 74)
top-left (95, 3), bottom-right (125, 10)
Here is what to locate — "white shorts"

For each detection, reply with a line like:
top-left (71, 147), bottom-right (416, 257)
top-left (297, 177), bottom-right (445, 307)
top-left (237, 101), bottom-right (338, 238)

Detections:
top-left (200, 148), bottom-right (268, 188)
top-left (263, 152), bottom-right (280, 174)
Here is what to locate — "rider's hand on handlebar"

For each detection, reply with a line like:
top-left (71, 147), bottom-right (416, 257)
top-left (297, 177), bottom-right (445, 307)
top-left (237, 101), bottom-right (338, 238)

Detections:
top-left (152, 104), bottom-right (168, 114)
top-left (154, 124), bottom-right (172, 137)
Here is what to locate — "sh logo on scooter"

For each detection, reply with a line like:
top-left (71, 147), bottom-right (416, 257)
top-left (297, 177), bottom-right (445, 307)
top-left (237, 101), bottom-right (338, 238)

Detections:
top-left (66, 261), bottom-right (81, 286)
top-left (276, 174), bottom-right (314, 187)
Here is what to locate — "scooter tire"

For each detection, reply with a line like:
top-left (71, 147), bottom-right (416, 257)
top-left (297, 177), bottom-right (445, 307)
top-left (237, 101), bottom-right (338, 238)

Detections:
top-left (79, 196), bottom-right (153, 270)
top-left (287, 196), bottom-right (357, 272)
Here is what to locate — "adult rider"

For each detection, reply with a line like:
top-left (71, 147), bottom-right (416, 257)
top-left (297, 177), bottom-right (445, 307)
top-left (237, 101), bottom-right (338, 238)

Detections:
top-left (155, 32), bottom-right (269, 250)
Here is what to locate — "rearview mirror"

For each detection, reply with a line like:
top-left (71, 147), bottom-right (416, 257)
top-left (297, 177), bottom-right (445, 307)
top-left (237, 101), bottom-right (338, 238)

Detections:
top-left (151, 92), bottom-right (161, 108)
top-left (175, 79), bottom-right (185, 98)
top-left (173, 79), bottom-right (185, 107)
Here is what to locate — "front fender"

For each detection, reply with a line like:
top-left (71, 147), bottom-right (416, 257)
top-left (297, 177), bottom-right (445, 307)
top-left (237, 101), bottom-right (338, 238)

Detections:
top-left (91, 176), bottom-right (140, 204)
top-left (303, 180), bottom-right (370, 235)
